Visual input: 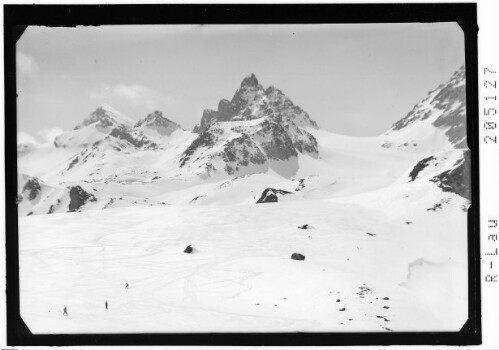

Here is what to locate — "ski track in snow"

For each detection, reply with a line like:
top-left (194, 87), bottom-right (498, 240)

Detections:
top-left (17, 68), bottom-right (469, 333)
top-left (19, 193), bottom-right (467, 333)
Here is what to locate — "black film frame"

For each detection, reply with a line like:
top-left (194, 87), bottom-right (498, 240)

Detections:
top-left (4, 3), bottom-right (480, 346)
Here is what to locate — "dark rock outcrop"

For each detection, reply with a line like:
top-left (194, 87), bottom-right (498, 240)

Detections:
top-left (22, 178), bottom-right (42, 200)
top-left (67, 156), bottom-right (79, 171)
top-left (291, 253), bottom-right (305, 261)
top-left (432, 68), bottom-right (467, 148)
top-left (48, 199), bottom-right (62, 214)
top-left (295, 178), bottom-right (306, 191)
top-left (179, 130), bottom-right (216, 167)
top-left (184, 245), bottom-right (193, 254)
top-left (109, 125), bottom-right (157, 149)
top-left (408, 156), bottom-right (435, 182)
top-left (254, 120), bottom-right (298, 161)
top-left (68, 186), bottom-right (96, 212)
top-left (427, 203), bottom-right (443, 211)
top-left (222, 134), bottom-right (267, 175)
top-left (431, 150), bottom-right (471, 200)
top-left (256, 188), bottom-right (292, 203)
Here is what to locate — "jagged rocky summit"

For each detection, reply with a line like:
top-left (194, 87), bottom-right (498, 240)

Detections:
top-left (194, 74), bottom-right (317, 133)
top-left (181, 74), bottom-right (319, 177)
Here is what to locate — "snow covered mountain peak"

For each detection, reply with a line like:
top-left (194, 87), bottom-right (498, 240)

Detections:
top-left (18, 67), bottom-right (471, 217)
top-left (194, 74), bottom-right (318, 134)
top-left (182, 74), bottom-right (320, 177)
top-left (74, 105), bottom-right (135, 132)
top-left (381, 65), bottom-right (470, 200)
top-left (383, 65), bottom-right (467, 152)
top-left (53, 105), bottom-right (137, 148)
top-left (135, 110), bottom-right (182, 136)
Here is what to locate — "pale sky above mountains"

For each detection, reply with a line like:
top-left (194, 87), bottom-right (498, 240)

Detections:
top-left (17, 23), bottom-right (464, 142)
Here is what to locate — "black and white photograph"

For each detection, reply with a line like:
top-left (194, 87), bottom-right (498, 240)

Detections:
top-left (4, 3), bottom-right (484, 345)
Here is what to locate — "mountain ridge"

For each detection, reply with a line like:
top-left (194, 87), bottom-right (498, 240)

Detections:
top-left (17, 67), bottom-right (470, 215)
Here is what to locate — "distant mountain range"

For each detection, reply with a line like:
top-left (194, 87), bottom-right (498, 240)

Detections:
top-left (17, 66), bottom-right (469, 215)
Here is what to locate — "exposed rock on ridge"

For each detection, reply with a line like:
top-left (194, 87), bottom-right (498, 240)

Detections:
top-left (389, 65), bottom-right (467, 149)
top-left (68, 185), bottom-right (97, 212)
top-left (182, 74), bottom-right (319, 177)
top-left (135, 110), bottom-right (182, 136)
top-left (431, 150), bottom-right (471, 200)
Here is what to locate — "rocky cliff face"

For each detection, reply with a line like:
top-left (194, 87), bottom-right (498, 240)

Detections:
top-left (431, 149), bottom-right (471, 200)
top-left (180, 115), bottom-right (309, 178)
top-left (193, 75), bottom-right (318, 150)
top-left (183, 74), bottom-right (319, 177)
top-left (390, 66), bottom-right (470, 200)
top-left (68, 185), bottom-right (97, 212)
top-left (109, 125), bottom-right (157, 149)
top-left (431, 68), bottom-right (467, 148)
top-left (405, 149), bottom-right (471, 200)
top-left (387, 65), bottom-right (467, 150)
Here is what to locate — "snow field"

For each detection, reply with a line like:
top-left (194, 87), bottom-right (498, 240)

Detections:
top-left (19, 192), bottom-right (467, 333)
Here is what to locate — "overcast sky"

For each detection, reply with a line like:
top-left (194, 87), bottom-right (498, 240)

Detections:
top-left (17, 23), bottom-right (464, 143)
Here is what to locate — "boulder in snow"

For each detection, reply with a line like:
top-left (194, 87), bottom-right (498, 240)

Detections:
top-left (297, 224), bottom-right (313, 229)
top-left (256, 188), bottom-right (292, 203)
top-left (291, 253), bottom-right (305, 261)
top-left (184, 245), bottom-right (193, 254)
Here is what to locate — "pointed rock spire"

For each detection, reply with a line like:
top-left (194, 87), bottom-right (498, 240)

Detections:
top-left (240, 73), bottom-right (259, 88)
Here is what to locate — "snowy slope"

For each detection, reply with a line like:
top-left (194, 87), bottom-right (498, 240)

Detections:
top-left (19, 189), bottom-right (467, 333)
top-left (17, 67), bottom-right (470, 333)
top-left (381, 65), bottom-right (466, 153)
top-left (17, 174), bottom-right (103, 216)
top-left (55, 105), bottom-right (135, 149)
top-left (380, 65), bottom-right (470, 201)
